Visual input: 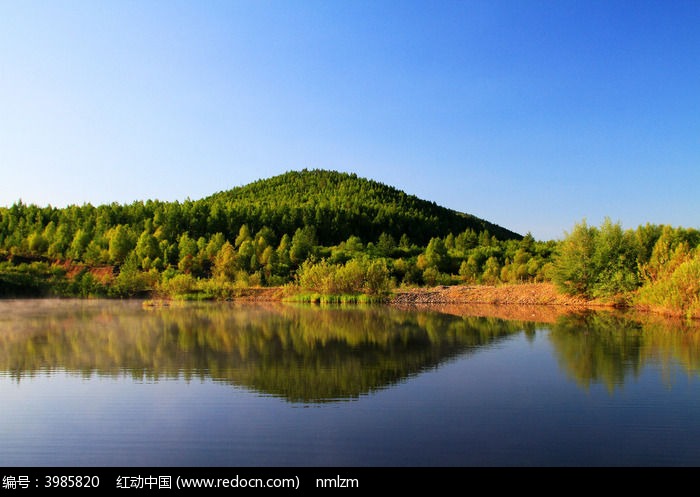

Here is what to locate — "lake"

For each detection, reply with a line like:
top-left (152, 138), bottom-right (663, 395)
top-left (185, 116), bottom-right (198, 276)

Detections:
top-left (1, 298), bottom-right (700, 467)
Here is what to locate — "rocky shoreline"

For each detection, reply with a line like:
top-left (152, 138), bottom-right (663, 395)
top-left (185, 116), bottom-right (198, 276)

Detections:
top-left (386, 282), bottom-right (611, 323)
top-left (150, 282), bottom-right (607, 307)
top-left (388, 282), bottom-right (598, 307)
top-left (143, 282), bottom-right (696, 325)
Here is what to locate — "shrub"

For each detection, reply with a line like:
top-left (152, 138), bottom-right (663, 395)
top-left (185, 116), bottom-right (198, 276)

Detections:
top-left (637, 253), bottom-right (700, 318)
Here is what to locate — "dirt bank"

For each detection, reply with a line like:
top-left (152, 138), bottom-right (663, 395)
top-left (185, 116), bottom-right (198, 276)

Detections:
top-left (146, 282), bottom-right (619, 323)
top-left (198, 282), bottom-right (605, 308)
top-left (143, 282), bottom-right (693, 326)
top-left (389, 282), bottom-right (597, 306)
top-left (387, 282), bottom-right (611, 323)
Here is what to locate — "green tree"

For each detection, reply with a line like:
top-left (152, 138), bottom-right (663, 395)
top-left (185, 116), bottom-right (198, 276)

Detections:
top-left (640, 225), bottom-right (691, 283)
top-left (290, 226), bottom-right (317, 265)
top-left (203, 232), bottom-right (226, 261)
top-left (377, 232), bottom-right (396, 257)
top-left (212, 241), bottom-right (237, 281)
top-left (482, 256), bottom-right (501, 284)
top-left (108, 224), bottom-right (134, 265)
top-left (275, 234), bottom-right (292, 276)
top-left (444, 233), bottom-right (455, 251)
top-left (27, 232), bottom-right (49, 255)
top-left (365, 259), bottom-right (391, 295)
top-left (84, 238), bottom-right (109, 265)
top-left (422, 266), bottom-right (441, 286)
top-left (177, 233), bottom-right (199, 274)
top-left (48, 223), bottom-right (72, 259)
top-left (255, 227), bottom-right (276, 254)
top-left (235, 224), bottom-right (252, 248)
top-left (552, 220), bottom-right (598, 296)
top-left (68, 229), bottom-right (92, 260)
top-left (591, 218), bottom-right (639, 296)
top-left (335, 259), bottom-right (366, 294)
top-left (519, 232), bottom-right (535, 252)
top-left (260, 245), bottom-right (277, 281)
top-left (238, 239), bottom-right (257, 272)
top-left (422, 237), bottom-right (450, 273)
top-left (135, 230), bottom-right (160, 268)
top-left (112, 252), bottom-right (153, 297)
top-left (455, 229), bottom-right (478, 254)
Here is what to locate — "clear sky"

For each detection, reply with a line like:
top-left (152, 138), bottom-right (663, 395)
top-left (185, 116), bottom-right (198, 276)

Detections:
top-left (1, 0), bottom-right (698, 241)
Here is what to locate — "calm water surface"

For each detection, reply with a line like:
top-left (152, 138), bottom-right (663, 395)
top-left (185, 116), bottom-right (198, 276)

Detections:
top-left (1, 298), bottom-right (700, 467)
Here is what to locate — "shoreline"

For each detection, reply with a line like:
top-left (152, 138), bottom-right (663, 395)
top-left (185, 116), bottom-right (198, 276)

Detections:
top-left (5, 281), bottom-right (693, 326)
top-left (230, 282), bottom-right (696, 325)
top-left (145, 282), bottom-right (600, 306)
top-left (145, 282), bottom-right (619, 323)
top-left (386, 282), bottom-right (603, 323)
top-left (388, 282), bottom-right (598, 307)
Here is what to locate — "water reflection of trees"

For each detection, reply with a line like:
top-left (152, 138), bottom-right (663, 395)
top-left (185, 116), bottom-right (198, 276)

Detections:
top-left (0, 301), bottom-right (528, 402)
top-left (4, 300), bottom-right (698, 400)
top-left (549, 311), bottom-right (700, 392)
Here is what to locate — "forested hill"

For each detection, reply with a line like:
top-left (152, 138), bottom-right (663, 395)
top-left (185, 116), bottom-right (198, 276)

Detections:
top-left (205, 169), bottom-right (521, 245)
top-left (0, 168), bottom-right (525, 296)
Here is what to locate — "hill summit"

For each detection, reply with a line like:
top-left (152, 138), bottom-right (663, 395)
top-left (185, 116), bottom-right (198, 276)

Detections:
top-left (206, 169), bottom-right (521, 245)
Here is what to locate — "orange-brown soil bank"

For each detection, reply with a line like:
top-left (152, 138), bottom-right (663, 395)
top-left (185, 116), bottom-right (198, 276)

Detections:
top-left (214, 282), bottom-right (603, 308)
top-left (388, 282), bottom-right (606, 323)
top-left (224, 282), bottom-right (611, 323)
top-left (389, 282), bottom-right (594, 306)
top-left (148, 283), bottom-right (696, 326)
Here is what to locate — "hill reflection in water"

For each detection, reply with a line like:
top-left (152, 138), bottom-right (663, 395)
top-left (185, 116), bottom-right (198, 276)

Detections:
top-left (1, 299), bottom-right (698, 402)
top-left (0, 299), bottom-right (526, 402)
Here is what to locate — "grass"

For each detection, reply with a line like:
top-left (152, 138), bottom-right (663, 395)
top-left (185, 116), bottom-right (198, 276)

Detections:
top-left (283, 292), bottom-right (388, 305)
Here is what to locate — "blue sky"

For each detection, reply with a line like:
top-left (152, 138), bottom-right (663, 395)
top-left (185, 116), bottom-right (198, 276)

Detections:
top-left (1, 0), bottom-right (698, 241)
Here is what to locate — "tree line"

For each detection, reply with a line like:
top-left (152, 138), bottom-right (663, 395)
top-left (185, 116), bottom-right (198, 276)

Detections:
top-left (0, 199), bottom-right (548, 298)
top-left (1, 170), bottom-right (699, 317)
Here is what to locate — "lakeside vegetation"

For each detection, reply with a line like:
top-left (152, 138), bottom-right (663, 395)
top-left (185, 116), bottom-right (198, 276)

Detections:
top-left (1, 169), bottom-right (699, 318)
